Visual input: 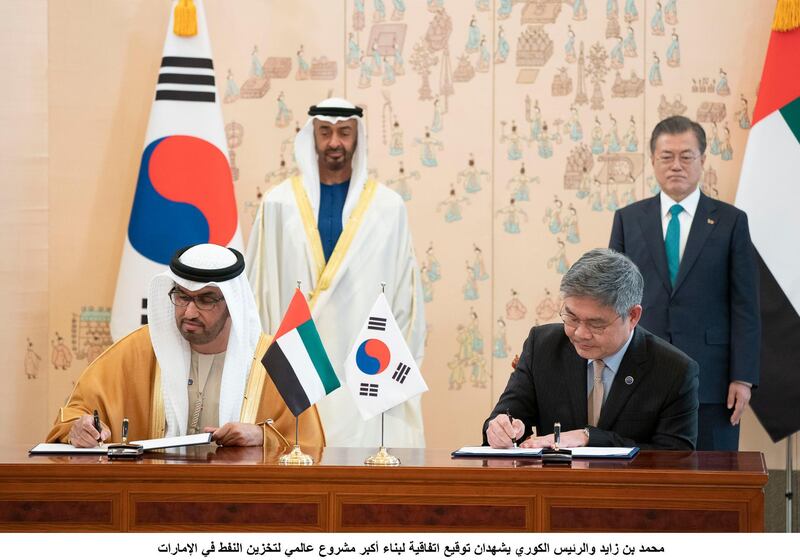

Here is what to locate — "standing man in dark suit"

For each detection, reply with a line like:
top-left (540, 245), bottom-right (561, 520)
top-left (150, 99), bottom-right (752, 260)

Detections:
top-left (484, 249), bottom-right (699, 450)
top-left (609, 116), bottom-right (760, 451)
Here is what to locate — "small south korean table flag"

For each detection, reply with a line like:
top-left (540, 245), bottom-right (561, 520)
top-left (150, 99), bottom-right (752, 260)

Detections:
top-left (344, 292), bottom-right (428, 420)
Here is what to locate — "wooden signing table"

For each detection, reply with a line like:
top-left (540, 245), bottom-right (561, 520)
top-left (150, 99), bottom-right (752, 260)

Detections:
top-left (0, 445), bottom-right (767, 532)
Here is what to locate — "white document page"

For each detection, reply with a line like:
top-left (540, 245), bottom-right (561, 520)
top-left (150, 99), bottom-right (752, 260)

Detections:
top-left (453, 446), bottom-right (543, 456)
top-left (131, 432), bottom-right (212, 451)
top-left (568, 447), bottom-right (637, 458)
top-left (30, 433), bottom-right (213, 454)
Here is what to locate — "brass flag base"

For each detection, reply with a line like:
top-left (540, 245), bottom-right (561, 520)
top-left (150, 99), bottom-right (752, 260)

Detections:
top-left (365, 446), bottom-right (400, 466)
top-left (279, 445), bottom-right (313, 466)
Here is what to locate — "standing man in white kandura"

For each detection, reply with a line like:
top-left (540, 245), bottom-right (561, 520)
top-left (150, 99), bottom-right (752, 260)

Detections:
top-left (246, 97), bottom-right (426, 447)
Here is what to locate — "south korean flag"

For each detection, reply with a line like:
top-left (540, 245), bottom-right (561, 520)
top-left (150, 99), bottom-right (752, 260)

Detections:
top-left (344, 292), bottom-right (428, 420)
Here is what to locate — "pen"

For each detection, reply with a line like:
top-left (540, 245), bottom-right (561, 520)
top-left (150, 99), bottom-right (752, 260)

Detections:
top-left (554, 421), bottom-right (561, 450)
top-left (506, 409), bottom-right (518, 448)
top-left (93, 409), bottom-right (102, 445)
top-left (122, 417), bottom-right (129, 444)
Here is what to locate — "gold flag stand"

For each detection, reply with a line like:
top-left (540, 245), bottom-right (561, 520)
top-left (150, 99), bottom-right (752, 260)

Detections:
top-left (279, 416), bottom-right (313, 465)
top-left (365, 412), bottom-right (400, 466)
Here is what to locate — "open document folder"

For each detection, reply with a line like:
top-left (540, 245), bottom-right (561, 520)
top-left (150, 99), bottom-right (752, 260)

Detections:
top-left (29, 432), bottom-right (213, 455)
top-left (451, 446), bottom-right (639, 459)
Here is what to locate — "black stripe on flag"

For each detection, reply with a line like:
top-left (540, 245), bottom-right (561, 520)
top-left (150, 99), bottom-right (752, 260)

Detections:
top-left (158, 73), bottom-right (216, 86)
top-left (359, 383), bottom-right (379, 397)
top-left (367, 316), bottom-right (387, 331)
top-left (161, 56), bottom-right (214, 69)
top-left (392, 362), bottom-right (410, 384)
top-left (155, 90), bottom-right (216, 103)
top-left (262, 343), bottom-right (311, 416)
top-left (750, 251), bottom-right (800, 442)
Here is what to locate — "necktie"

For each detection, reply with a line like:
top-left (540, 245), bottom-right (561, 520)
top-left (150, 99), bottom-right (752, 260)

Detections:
top-left (589, 359), bottom-right (605, 427)
top-left (665, 204), bottom-right (683, 286)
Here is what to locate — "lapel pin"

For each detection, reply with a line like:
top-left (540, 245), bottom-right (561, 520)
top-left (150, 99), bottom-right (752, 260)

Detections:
top-left (707, 218), bottom-right (715, 225)
top-left (625, 375), bottom-right (634, 385)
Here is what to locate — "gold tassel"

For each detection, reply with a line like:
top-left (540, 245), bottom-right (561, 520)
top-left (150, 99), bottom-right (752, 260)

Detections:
top-left (173, 0), bottom-right (198, 37)
top-left (773, 0), bottom-right (800, 32)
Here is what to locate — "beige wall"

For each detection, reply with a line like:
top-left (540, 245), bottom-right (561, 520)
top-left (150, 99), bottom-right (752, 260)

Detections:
top-left (0, 0), bottom-right (49, 444)
top-left (1, 0), bottom-right (795, 468)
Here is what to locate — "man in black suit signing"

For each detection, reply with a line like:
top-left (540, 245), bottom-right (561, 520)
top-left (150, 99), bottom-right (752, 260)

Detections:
top-left (484, 249), bottom-right (699, 450)
top-left (609, 116), bottom-right (759, 451)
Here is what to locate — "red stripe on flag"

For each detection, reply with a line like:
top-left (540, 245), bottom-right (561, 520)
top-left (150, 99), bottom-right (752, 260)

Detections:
top-left (752, 28), bottom-right (800, 126)
top-left (273, 288), bottom-right (312, 340)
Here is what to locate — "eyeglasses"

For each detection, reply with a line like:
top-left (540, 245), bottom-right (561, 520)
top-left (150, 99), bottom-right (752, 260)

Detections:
top-left (560, 310), bottom-right (622, 335)
top-left (168, 289), bottom-right (224, 311)
top-left (654, 151), bottom-right (701, 166)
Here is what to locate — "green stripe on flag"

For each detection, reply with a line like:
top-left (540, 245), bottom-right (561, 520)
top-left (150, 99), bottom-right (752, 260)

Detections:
top-left (779, 96), bottom-right (800, 145)
top-left (296, 320), bottom-right (340, 394)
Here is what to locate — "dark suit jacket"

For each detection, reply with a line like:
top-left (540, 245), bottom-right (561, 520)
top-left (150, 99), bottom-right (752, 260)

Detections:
top-left (609, 192), bottom-right (760, 403)
top-left (482, 324), bottom-right (699, 450)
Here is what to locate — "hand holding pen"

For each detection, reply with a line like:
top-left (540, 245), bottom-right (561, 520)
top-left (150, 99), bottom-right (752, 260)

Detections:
top-left (67, 411), bottom-right (110, 448)
top-left (485, 409), bottom-right (524, 448)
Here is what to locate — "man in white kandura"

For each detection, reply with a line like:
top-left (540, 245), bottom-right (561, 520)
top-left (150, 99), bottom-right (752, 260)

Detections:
top-left (246, 97), bottom-right (426, 447)
top-left (246, 98), bottom-right (425, 447)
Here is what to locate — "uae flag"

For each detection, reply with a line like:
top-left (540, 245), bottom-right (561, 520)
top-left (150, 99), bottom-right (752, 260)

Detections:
top-left (344, 293), bottom-right (428, 420)
top-left (734, 7), bottom-right (800, 442)
top-left (262, 289), bottom-right (340, 416)
top-left (110, 0), bottom-right (242, 341)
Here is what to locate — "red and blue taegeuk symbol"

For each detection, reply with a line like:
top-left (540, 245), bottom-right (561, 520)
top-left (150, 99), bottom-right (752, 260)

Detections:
top-left (127, 135), bottom-right (237, 264)
top-left (355, 339), bottom-right (391, 375)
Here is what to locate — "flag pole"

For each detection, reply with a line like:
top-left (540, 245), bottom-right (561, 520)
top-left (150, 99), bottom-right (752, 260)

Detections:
top-left (365, 282), bottom-right (400, 466)
top-left (787, 432), bottom-right (794, 532)
top-left (278, 413), bottom-right (313, 466)
top-left (365, 411), bottom-right (400, 466)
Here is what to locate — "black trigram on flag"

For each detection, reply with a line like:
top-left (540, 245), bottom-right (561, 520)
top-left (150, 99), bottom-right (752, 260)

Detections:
top-left (359, 383), bottom-right (379, 397)
top-left (156, 56), bottom-right (216, 103)
top-left (392, 362), bottom-right (410, 384)
top-left (367, 316), bottom-right (387, 331)
top-left (140, 297), bottom-right (148, 325)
